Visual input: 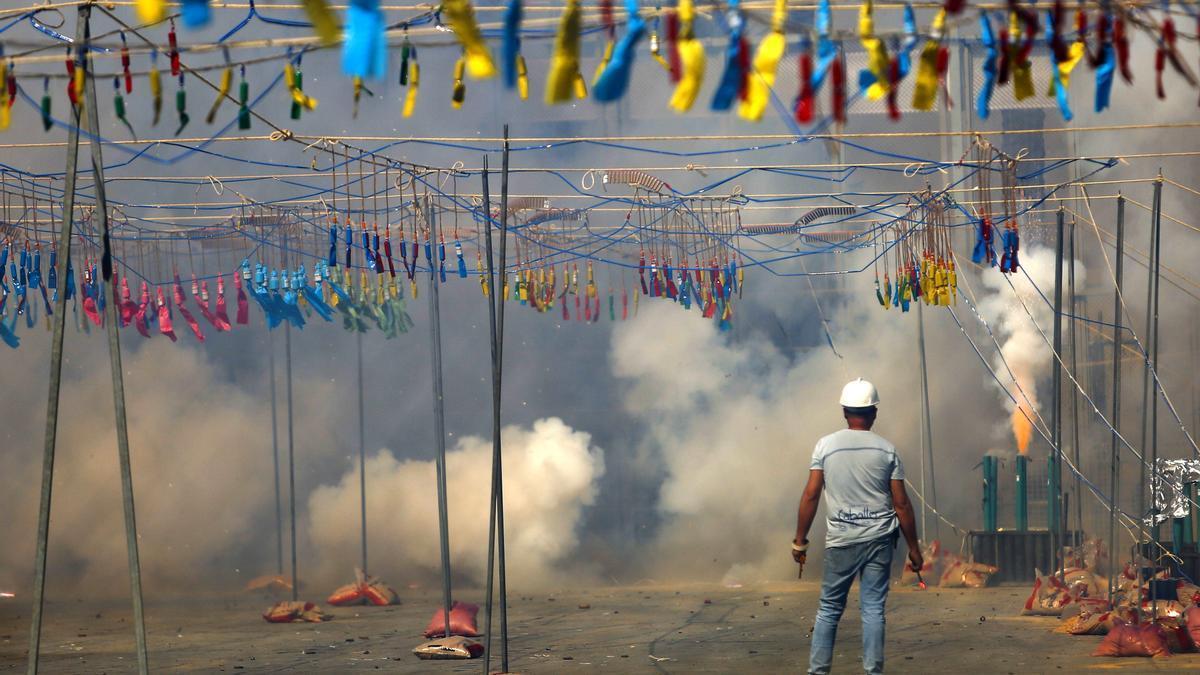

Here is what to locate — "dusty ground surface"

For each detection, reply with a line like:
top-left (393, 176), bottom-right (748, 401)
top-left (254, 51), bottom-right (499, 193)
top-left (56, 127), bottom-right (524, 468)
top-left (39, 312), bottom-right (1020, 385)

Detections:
top-left (2, 582), bottom-right (1197, 673)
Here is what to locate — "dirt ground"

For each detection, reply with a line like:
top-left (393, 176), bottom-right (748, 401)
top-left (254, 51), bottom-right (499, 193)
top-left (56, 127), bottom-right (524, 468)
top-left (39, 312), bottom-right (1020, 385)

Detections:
top-left (2, 582), bottom-right (1197, 673)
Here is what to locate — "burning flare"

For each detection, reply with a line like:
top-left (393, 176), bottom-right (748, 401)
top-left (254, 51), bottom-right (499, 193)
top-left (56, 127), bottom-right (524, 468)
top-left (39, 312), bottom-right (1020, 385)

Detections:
top-left (1012, 401), bottom-right (1034, 454)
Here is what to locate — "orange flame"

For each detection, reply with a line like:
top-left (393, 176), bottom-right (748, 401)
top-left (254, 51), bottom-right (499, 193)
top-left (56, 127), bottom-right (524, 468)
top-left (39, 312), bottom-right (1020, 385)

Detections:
top-left (1012, 403), bottom-right (1033, 455)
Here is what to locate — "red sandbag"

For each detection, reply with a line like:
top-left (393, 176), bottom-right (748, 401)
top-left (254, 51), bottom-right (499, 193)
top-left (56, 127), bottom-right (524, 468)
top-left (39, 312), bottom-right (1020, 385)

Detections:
top-left (423, 601), bottom-right (482, 638)
top-left (1061, 609), bottom-right (1114, 636)
top-left (960, 562), bottom-right (999, 588)
top-left (1092, 620), bottom-right (1171, 658)
top-left (1185, 606), bottom-right (1200, 651)
top-left (412, 635), bottom-right (485, 660)
top-left (327, 569), bottom-right (401, 607)
top-left (1059, 567), bottom-right (1105, 598)
top-left (940, 560), bottom-right (998, 589)
top-left (1176, 582), bottom-right (1200, 606)
top-left (1023, 570), bottom-right (1073, 615)
top-left (263, 601), bottom-right (331, 624)
top-left (328, 582), bottom-right (366, 606)
top-left (363, 580), bottom-right (399, 606)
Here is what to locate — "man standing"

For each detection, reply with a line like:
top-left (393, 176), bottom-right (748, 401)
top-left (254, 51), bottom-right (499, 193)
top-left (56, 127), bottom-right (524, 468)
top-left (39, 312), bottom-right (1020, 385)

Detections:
top-left (792, 378), bottom-right (922, 675)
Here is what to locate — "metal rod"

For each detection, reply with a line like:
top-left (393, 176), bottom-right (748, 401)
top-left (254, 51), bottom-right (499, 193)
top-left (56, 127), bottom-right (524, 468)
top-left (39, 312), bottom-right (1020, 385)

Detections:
top-left (1108, 195), bottom-right (1125, 607)
top-left (285, 320), bottom-right (297, 601)
top-left (916, 301), bottom-right (938, 542)
top-left (482, 155), bottom-right (498, 675)
top-left (1132, 177), bottom-right (1161, 614)
top-left (28, 7), bottom-right (90, 673)
top-left (1068, 216), bottom-right (1082, 540)
top-left (427, 196), bottom-right (454, 638)
top-left (917, 312), bottom-right (928, 539)
top-left (1016, 455), bottom-right (1028, 531)
top-left (357, 329), bottom-right (367, 574)
top-left (84, 19), bottom-right (148, 673)
top-left (1149, 174), bottom-right (1163, 616)
top-left (1051, 207), bottom-right (1065, 581)
top-left (982, 456), bottom-right (996, 531)
top-left (496, 127), bottom-right (511, 671)
top-left (269, 330), bottom-right (283, 574)
top-left (1137, 178), bottom-right (1161, 622)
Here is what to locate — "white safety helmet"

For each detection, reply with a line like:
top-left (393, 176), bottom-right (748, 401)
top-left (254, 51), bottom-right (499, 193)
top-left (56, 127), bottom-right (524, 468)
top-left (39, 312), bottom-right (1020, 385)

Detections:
top-left (839, 378), bottom-right (880, 408)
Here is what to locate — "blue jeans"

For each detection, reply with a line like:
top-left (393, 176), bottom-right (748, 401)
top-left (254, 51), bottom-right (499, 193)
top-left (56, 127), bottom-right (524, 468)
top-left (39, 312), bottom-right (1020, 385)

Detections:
top-left (808, 533), bottom-right (895, 674)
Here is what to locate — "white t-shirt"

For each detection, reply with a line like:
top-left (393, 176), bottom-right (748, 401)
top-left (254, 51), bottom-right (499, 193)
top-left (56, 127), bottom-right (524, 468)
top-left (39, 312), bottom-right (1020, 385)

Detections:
top-left (809, 428), bottom-right (905, 549)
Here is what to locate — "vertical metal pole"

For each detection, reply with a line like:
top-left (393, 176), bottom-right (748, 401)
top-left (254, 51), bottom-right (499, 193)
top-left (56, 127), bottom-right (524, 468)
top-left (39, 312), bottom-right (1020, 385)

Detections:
top-left (83, 20), bottom-right (148, 674)
top-left (285, 319), bottom-right (297, 599)
top-left (1185, 482), bottom-right (1195, 546)
top-left (427, 196), bottom-right (453, 638)
top-left (917, 311), bottom-right (928, 539)
top-left (1108, 195), bottom-right (1124, 607)
top-left (1051, 208), bottom-right (1065, 580)
top-left (481, 145), bottom-right (512, 672)
top-left (1068, 217), bottom-right (1082, 540)
top-left (496, 132), bottom-right (512, 672)
top-left (357, 330), bottom-right (367, 574)
top-left (982, 456), bottom-right (996, 531)
top-left (269, 332), bottom-right (283, 574)
top-left (481, 156), bottom-right (498, 675)
top-left (1193, 315), bottom-right (1200, 546)
top-left (1137, 178), bottom-right (1161, 621)
top-left (1149, 175), bottom-right (1163, 612)
top-left (917, 301), bottom-right (938, 541)
top-left (1016, 455), bottom-right (1028, 531)
top-left (28, 8), bottom-right (88, 672)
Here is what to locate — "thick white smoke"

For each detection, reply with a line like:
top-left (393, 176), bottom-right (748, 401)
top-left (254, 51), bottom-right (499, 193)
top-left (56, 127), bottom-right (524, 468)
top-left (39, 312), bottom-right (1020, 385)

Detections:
top-left (0, 334), bottom-right (605, 596)
top-left (306, 417), bottom-right (605, 589)
top-left (977, 247), bottom-right (1085, 454)
top-left (609, 278), bottom-right (988, 583)
top-left (0, 339), bottom-right (340, 596)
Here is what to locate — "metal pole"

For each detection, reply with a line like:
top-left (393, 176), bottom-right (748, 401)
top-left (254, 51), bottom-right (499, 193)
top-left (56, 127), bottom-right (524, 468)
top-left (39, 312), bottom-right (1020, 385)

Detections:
top-left (483, 129), bottom-right (513, 673)
top-left (269, 332), bottom-right (283, 574)
top-left (29, 7), bottom-right (91, 673)
top-left (1108, 195), bottom-right (1125, 607)
top-left (83, 21), bottom-right (148, 673)
top-left (285, 319), bottom-right (297, 600)
top-left (917, 314), bottom-right (928, 539)
top-left (427, 196), bottom-right (454, 638)
top-left (481, 155), bottom-right (498, 675)
top-left (1051, 207), bottom-right (1065, 580)
top-left (1016, 455), bottom-right (1028, 530)
top-left (982, 456), bottom-right (996, 531)
top-left (1137, 179), bottom-right (1161, 621)
top-left (1069, 217), bottom-right (1082, 541)
top-left (1149, 175), bottom-right (1163, 614)
top-left (357, 329), bottom-right (367, 574)
top-left (496, 129), bottom-right (511, 671)
top-left (916, 301), bottom-right (938, 541)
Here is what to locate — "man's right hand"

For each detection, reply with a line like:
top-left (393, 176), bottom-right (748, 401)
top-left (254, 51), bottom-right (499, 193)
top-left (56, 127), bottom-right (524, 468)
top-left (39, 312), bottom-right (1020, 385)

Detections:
top-left (908, 548), bottom-right (924, 572)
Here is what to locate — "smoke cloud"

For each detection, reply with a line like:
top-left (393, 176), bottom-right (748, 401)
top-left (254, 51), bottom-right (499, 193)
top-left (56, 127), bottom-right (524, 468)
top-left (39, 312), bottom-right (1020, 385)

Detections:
top-left (0, 339), bottom-right (339, 597)
top-left (0, 333), bottom-right (606, 596)
top-left (0, 254), bottom-right (1084, 598)
top-left (977, 247), bottom-right (1085, 455)
top-left (609, 274), bottom-right (987, 583)
top-left (306, 417), bottom-right (605, 588)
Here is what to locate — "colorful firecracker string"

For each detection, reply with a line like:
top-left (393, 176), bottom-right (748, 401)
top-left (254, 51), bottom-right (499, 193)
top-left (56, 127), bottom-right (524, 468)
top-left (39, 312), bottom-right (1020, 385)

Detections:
top-left (0, 124), bottom-right (1168, 351)
top-left (0, 0), bottom-right (1197, 133)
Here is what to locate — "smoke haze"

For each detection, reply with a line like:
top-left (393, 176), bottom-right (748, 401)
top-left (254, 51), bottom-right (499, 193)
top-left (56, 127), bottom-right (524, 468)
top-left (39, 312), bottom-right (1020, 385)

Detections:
top-left (307, 417), bottom-right (605, 588)
top-left (977, 247), bottom-right (1085, 455)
